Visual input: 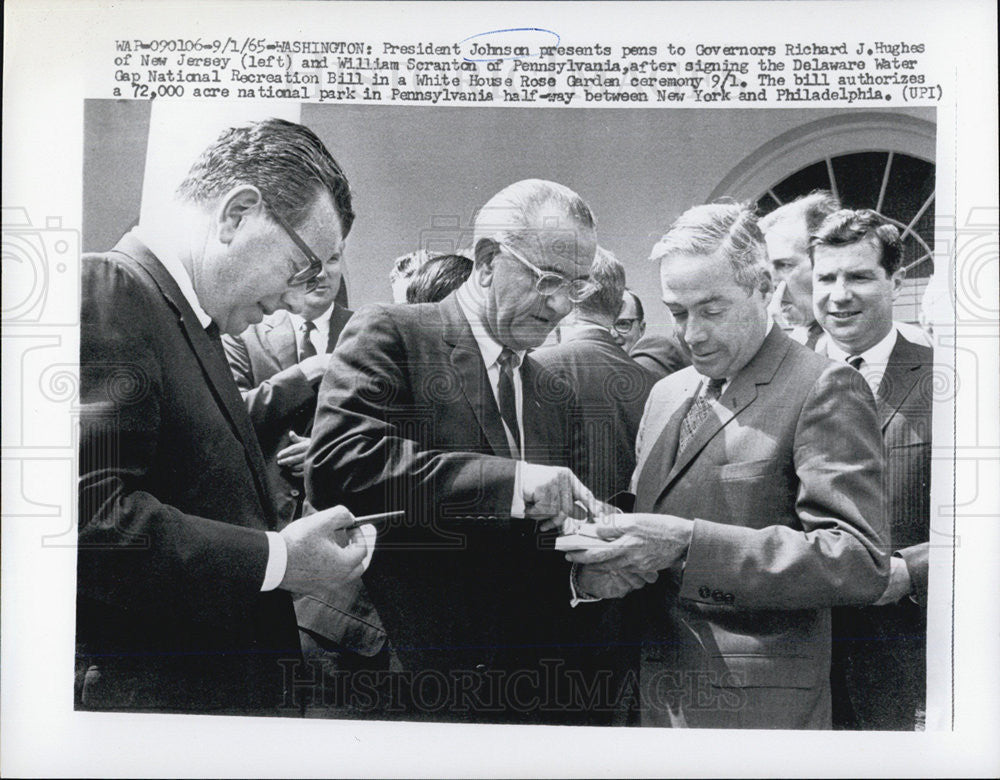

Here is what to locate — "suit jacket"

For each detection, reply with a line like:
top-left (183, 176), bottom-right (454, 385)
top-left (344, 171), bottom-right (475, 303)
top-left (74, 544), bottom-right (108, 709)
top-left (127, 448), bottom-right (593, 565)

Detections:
top-left (222, 308), bottom-right (386, 659)
top-left (533, 327), bottom-right (656, 499)
top-left (222, 307), bottom-right (353, 527)
top-left (832, 333), bottom-right (933, 730)
top-left (306, 293), bottom-right (628, 723)
top-left (77, 234), bottom-right (299, 713)
top-left (629, 330), bottom-right (691, 380)
top-left (631, 327), bottom-right (889, 729)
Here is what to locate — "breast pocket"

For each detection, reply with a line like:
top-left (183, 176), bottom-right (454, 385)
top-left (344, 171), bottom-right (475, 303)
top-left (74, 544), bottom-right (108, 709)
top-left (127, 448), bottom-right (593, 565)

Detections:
top-left (716, 460), bottom-right (795, 529)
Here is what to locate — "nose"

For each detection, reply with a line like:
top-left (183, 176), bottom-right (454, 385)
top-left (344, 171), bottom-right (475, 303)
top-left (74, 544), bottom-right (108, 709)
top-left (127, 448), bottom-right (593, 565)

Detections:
top-left (683, 315), bottom-right (709, 347)
top-left (828, 276), bottom-right (853, 304)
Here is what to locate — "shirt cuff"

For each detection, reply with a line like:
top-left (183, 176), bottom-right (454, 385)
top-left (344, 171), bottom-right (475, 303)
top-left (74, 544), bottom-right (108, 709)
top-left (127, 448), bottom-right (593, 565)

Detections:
top-left (569, 563), bottom-right (602, 608)
top-left (511, 459), bottom-right (525, 518)
top-left (261, 531), bottom-right (288, 591)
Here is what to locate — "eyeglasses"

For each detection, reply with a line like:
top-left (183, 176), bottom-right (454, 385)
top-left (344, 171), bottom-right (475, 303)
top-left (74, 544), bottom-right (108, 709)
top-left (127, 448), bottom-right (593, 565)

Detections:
top-left (267, 204), bottom-right (325, 293)
top-left (612, 317), bottom-right (641, 334)
top-left (500, 242), bottom-right (597, 303)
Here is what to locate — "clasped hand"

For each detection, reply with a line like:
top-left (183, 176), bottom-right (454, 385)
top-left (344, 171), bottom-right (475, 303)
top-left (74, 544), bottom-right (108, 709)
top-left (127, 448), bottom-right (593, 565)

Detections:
top-left (567, 513), bottom-right (694, 599)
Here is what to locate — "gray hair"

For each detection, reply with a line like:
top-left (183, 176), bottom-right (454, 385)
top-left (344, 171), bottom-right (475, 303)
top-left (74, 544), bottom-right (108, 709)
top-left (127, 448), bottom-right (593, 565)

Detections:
top-left (759, 190), bottom-right (841, 236)
top-left (473, 179), bottom-right (596, 267)
top-left (576, 246), bottom-right (626, 319)
top-left (650, 202), bottom-right (771, 294)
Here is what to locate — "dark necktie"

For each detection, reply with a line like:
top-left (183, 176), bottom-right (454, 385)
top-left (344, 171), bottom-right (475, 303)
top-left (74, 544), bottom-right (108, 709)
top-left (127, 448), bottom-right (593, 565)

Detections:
top-left (677, 377), bottom-right (725, 455)
top-left (847, 355), bottom-right (864, 370)
top-left (299, 320), bottom-right (318, 362)
top-left (497, 347), bottom-right (521, 455)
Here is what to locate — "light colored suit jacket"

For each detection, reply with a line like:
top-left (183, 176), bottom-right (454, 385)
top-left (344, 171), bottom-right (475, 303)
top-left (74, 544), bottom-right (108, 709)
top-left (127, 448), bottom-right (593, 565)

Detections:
top-left (631, 326), bottom-right (889, 729)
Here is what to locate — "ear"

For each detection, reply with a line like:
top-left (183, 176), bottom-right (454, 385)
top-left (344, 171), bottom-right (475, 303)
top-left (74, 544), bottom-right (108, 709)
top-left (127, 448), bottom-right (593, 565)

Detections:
top-left (474, 238), bottom-right (500, 287)
top-left (216, 186), bottom-right (264, 245)
top-left (890, 269), bottom-right (905, 301)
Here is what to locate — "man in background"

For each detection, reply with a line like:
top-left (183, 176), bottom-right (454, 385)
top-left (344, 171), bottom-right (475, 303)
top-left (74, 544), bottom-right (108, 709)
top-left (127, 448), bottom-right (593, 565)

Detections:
top-left (534, 248), bottom-right (655, 500)
top-left (812, 209), bottom-right (934, 731)
top-left (223, 242), bottom-right (388, 696)
top-left (77, 118), bottom-right (367, 713)
top-left (760, 190), bottom-right (841, 348)
top-left (614, 288), bottom-right (647, 354)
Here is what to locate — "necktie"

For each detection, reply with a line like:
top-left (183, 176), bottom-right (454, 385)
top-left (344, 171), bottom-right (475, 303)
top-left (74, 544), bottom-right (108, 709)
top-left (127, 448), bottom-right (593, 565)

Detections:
top-left (299, 320), bottom-right (318, 361)
top-left (847, 355), bottom-right (864, 370)
top-left (497, 347), bottom-right (522, 455)
top-left (677, 377), bottom-right (725, 455)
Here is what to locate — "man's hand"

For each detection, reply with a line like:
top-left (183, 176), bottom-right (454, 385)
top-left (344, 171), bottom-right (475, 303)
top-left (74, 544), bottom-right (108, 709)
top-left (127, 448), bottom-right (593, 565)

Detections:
top-left (299, 353), bottom-right (331, 383)
top-left (520, 463), bottom-right (605, 531)
top-left (578, 564), bottom-right (658, 599)
top-left (276, 431), bottom-right (310, 476)
top-left (873, 555), bottom-right (912, 605)
top-left (278, 505), bottom-right (367, 597)
top-left (566, 513), bottom-right (694, 573)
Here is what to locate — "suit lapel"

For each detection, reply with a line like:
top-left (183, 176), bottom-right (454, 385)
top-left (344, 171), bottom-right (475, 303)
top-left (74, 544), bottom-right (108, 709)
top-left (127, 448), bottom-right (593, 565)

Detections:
top-left (115, 236), bottom-right (277, 523)
top-left (327, 306), bottom-right (354, 352)
top-left (877, 336), bottom-right (925, 432)
top-left (647, 327), bottom-right (791, 509)
top-left (263, 311), bottom-right (299, 369)
top-left (439, 294), bottom-right (512, 457)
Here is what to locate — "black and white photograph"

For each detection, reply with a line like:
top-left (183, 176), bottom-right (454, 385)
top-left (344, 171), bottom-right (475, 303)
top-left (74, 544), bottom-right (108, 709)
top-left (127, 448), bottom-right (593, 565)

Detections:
top-left (2, 1), bottom-right (997, 777)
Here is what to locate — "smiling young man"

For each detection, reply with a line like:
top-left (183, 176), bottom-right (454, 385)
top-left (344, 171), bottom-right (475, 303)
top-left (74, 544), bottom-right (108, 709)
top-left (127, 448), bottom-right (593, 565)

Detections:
top-left (78, 119), bottom-right (368, 714)
top-left (812, 209), bottom-right (935, 731)
top-left (306, 179), bottom-right (630, 724)
top-left (569, 202), bottom-right (889, 729)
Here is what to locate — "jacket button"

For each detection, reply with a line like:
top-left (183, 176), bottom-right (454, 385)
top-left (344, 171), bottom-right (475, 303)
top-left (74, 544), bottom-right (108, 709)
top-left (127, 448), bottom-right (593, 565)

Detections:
top-left (698, 586), bottom-right (711, 599)
top-left (290, 489), bottom-right (300, 497)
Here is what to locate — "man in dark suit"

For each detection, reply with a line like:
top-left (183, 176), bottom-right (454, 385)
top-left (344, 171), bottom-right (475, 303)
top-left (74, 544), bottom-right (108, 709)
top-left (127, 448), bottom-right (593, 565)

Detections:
top-left (534, 247), bottom-right (655, 500)
top-left (569, 203), bottom-right (889, 729)
top-left (614, 288), bottom-right (646, 354)
top-left (77, 119), bottom-right (368, 714)
top-left (306, 179), bottom-right (634, 724)
top-left (224, 250), bottom-right (388, 691)
top-left (812, 209), bottom-right (934, 730)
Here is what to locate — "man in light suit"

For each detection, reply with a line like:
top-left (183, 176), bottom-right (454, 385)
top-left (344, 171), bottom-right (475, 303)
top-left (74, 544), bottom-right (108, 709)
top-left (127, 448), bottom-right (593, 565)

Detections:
top-left (570, 203), bottom-right (889, 729)
top-left (306, 179), bottom-right (632, 724)
top-left (812, 209), bottom-right (934, 730)
top-left (534, 247), bottom-right (656, 500)
top-left (77, 119), bottom-right (368, 713)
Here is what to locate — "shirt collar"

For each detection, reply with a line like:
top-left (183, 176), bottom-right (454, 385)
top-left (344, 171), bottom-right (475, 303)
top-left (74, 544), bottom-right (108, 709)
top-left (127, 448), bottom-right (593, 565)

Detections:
top-left (826, 325), bottom-right (898, 366)
top-left (131, 226), bottom-right (212, 329)
top-left (454, 280), bottom-right (525, 368)
top-left (288, 302), bottom-right (336, 332)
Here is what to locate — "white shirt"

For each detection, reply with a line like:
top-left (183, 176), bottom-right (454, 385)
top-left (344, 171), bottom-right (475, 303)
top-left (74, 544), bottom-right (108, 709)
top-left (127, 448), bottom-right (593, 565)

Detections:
top-left (454, 281), bottom-right (528, 517)
top-left (131, 227), bottom-right (287, 592)
top-left (824, 325), bottom-right (899, 397)
top-left (288, 303), bottom-right (336, 357)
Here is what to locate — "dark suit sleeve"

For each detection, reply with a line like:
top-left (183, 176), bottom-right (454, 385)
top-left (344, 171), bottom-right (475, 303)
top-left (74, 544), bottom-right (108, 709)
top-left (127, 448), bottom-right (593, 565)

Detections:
top-left (680, 362), bottom-right (890, 609)
top-left (305, 305), bottom-right (517, 525)
top-left (79, 256), bottom-right (269, 628)
top-left (222, 332), bottom-right (316, 450)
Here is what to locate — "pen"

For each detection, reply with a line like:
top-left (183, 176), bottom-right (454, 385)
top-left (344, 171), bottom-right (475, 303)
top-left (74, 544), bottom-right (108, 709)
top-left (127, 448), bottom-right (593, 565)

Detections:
top-left (345, 510), bottom-right (405, 530)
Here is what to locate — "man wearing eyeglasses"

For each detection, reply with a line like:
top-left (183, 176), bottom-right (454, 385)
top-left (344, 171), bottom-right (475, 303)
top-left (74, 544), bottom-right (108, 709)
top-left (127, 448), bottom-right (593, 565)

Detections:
top-left (614, 288), bottom-right (647, 354)
top-left (307, 179), bottom-right (624, 724)
top-left (78, 119), bottom-right (369, 714)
